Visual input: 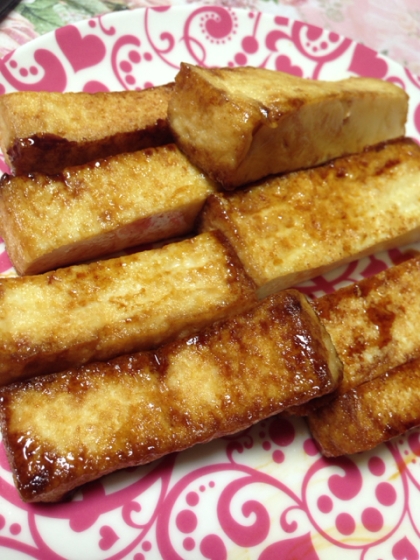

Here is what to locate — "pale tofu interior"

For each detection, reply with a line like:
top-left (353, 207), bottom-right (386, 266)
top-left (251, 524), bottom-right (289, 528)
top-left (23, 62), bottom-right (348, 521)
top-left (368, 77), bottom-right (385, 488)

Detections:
top-left (169, 64), bottom-right (408, 188)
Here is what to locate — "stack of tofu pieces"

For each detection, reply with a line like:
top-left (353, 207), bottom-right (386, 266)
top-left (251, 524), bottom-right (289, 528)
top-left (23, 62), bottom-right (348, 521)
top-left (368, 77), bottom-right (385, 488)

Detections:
top-left (1, 63), bottom-right (420, 503)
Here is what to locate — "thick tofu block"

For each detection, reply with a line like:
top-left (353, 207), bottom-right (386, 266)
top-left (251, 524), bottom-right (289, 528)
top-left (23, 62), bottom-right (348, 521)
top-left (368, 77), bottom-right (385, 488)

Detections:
top-left (0, 231), bottom-right (257, 386)
top-left (0, 144), bottom-right (218, 275)
top-left (313, 255), bottom-right (420, 396)
top-left (199, 138), bottom-right (420, 298)
top-left (0, 289), bottom-right (342, 502)
top-left (307, 358), bottom-right (420, 456)
top-left (0, 85), bottom-right (174, 175)
top-left (292, 255), bottom-right (420, 416)
top-left (168, 64), bottom-right (408, 189)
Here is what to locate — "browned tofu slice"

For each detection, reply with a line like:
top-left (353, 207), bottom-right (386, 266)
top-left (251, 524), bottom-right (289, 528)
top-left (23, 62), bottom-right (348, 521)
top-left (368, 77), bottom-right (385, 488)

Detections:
top-left (0, 144), bottom-right (218, 275)
top-left (307, 358), bottom-right (420, 457)
top-left (199, 138), bottom-right (420, 298)
top-left (312, 255), bottom-right (420, 397)
top-left (0, 85), bottom-right (174, 175)
top-left (168, 64), bottom-right (408, 189)
top-left (0, 231), bottom-right (257, 386)
top-left (290, 255), bottom-right (420, 416)
top-left (0, 289), bottom-right (342, 502)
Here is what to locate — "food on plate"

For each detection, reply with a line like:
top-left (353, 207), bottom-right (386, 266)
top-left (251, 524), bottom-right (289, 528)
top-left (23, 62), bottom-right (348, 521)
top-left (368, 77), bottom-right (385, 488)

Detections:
top-left (313, 254), bottom-right (420, 396)
top-left (0, 231), bottom-right (257, 386)
top-left (0, 289), bottom-right (342, 502)
top-left (307, 357), bottom-right (420, 456)
top-left (0, 85), bottom-right (174, 175)
top-left (291, 254), bottom-right (420, 415)
top-left (305, 255), bottom-right (420, 456)
top-left (0, 59), bottom-right (419, 502)
top-left (168, 63), bottom-right (408, 189)
top-left (0, 144), bottom-right (219, 275)
top-left (199, 138), bottom-right (420, 298)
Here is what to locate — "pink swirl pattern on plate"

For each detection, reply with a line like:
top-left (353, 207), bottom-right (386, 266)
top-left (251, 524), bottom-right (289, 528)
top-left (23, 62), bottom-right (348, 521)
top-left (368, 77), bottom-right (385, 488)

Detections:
top-left (1, 6), bottom-right (420, 559)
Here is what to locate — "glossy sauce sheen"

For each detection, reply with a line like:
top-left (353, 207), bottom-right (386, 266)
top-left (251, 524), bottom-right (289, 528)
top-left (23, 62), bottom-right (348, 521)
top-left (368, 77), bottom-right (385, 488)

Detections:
top-left (0, 144), bottom-right (218, 275)
top-left (0, 290), bottom-right (342, 502)
top-left (199, 138), bottom-right (420, 298)
top-left (306, 255), bottom-right (420, 454)
top-left (308, 357), bottom-right (420, 456)
top-left (0, 85), bottom-right (174, 175)
top-left (313, 255), bottom-right (420, 395)
top-left (168, 64), bottom-right (408, 189)
top-left (0, 231), bottom-right (257, 386)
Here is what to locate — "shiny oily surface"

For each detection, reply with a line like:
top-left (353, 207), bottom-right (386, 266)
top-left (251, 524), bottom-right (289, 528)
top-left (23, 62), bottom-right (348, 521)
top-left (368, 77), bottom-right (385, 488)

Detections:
top-left (313, 254), bottom-right (420, 395)
top-left (1, 6), bottom-right (420, 558)
top-left (0, 231), bottom-right (257, 385)
top-left (0, 85), bottom-right (174, 174)
top-left (0, 143), bottom-right (218, 274)
top-left (168, 64), bottom-right (407, 188)
top-left (0, 289), bottom-right (341, 502)
top-left (308, 357), bottom-right (420, 456)
top-left (199, 138), bottom-right (420, 297)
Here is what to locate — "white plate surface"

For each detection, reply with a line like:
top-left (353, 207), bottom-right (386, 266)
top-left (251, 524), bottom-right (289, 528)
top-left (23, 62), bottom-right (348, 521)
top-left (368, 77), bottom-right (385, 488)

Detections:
top-left (1, 5), bottom-right (420, 559)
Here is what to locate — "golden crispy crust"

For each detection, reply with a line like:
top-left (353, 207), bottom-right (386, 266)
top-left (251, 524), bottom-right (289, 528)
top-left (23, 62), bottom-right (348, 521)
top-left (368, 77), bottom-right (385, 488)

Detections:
top-left (0, 144), bottom-right (218, 275)
top-left (313, 255), bottom-right (420, 395)
top-left (168, 64), bottom-right (408, 189)
top-left (0, 231), bottom-right (257, 386)
top-left (290, 254), bottom-right (420, 416)
top-left (0, 289), bottom-right (342, 502)
top-left (0, 85), bottom-right (174, 174)
top-left (307, 357), bottom-right (420, 456)
top-left (199, 138), bottom-right (420, 297)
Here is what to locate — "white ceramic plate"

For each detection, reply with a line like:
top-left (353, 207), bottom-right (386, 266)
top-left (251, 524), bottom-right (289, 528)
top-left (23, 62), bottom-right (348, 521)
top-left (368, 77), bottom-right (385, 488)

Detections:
top-left (1, 6), bottom-right (420, 559)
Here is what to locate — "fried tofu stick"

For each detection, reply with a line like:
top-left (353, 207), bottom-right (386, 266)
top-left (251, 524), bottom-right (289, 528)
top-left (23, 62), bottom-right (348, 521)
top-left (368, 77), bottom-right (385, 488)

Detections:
top-left (0, 85), bottom-right (174, 175)
top-left (0, 289), bottom-right (342, 502)
top-left (289, 255), bottom-right (420, 416)
top-left (199, 138), bottom-right (420, 298)
top-left (0, 144), bottom-right (218, 275)
top-left (168, 64), bottom-right (408, 189)
top-left (305, 256), bottom-right (420, 454)
top-left (312, 255), bottom-right (420, 397)
top-left (307, 358), bottom-right (420, 457)
top-left (0, 231), bottom-right (257, 386)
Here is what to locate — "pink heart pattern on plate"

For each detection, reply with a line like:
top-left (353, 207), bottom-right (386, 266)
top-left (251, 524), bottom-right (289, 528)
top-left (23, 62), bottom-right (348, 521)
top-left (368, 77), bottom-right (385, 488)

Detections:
top-left (1, 6), bottom-right (420, 560)
top-left (55, 24), bottom-right (106, 72)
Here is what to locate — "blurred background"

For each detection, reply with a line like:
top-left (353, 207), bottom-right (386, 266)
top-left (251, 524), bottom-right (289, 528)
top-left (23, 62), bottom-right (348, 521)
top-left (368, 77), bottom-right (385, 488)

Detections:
top-left (0, 0), bottom-right (419, 74)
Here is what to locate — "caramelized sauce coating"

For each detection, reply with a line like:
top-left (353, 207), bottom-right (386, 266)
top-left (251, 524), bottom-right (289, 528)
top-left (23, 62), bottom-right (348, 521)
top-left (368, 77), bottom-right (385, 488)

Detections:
top-left (199, 138), bottom-right (420, 298)
top-left (0, 144), bottom-right (218, 275)
top-left (308, 357), bottom-right (420, 456)
top-left (0, 86), bottom-right (174, 175)
top-left (0, 290), bottom-right (341, 502)
top-left (0, 231), bottom-right (257, 386)
top-left (169, 64), bottom-right (408, 189)
top-left (313, 255), bottom-right (420, 395)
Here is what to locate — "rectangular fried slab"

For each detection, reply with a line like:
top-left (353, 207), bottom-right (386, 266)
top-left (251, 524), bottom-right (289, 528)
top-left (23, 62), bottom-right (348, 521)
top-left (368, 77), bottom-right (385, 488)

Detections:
top-left (0, 85), bottom-right (174, 175)
top-left (199, 138), bottom-right (420, 298)
top-left (168, 64), bottom-right (408, 189)
top-left (0, 289), bottom-right (342, 502)
top-left (0, 144), bottom-right (218, 275)
top-left (307, 357), bottom-right (420, 456)
top-left (312, 255), bottom-right (420, 396)
top-left (0, 231), bottom-right (257, 386)
top-left (291, 254), bottom-right (420, 416)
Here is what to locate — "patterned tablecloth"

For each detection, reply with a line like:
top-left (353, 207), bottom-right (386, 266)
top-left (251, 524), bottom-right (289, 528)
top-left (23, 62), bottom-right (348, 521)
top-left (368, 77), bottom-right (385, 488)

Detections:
top-left (1, 0), bottom-right (419, 75)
